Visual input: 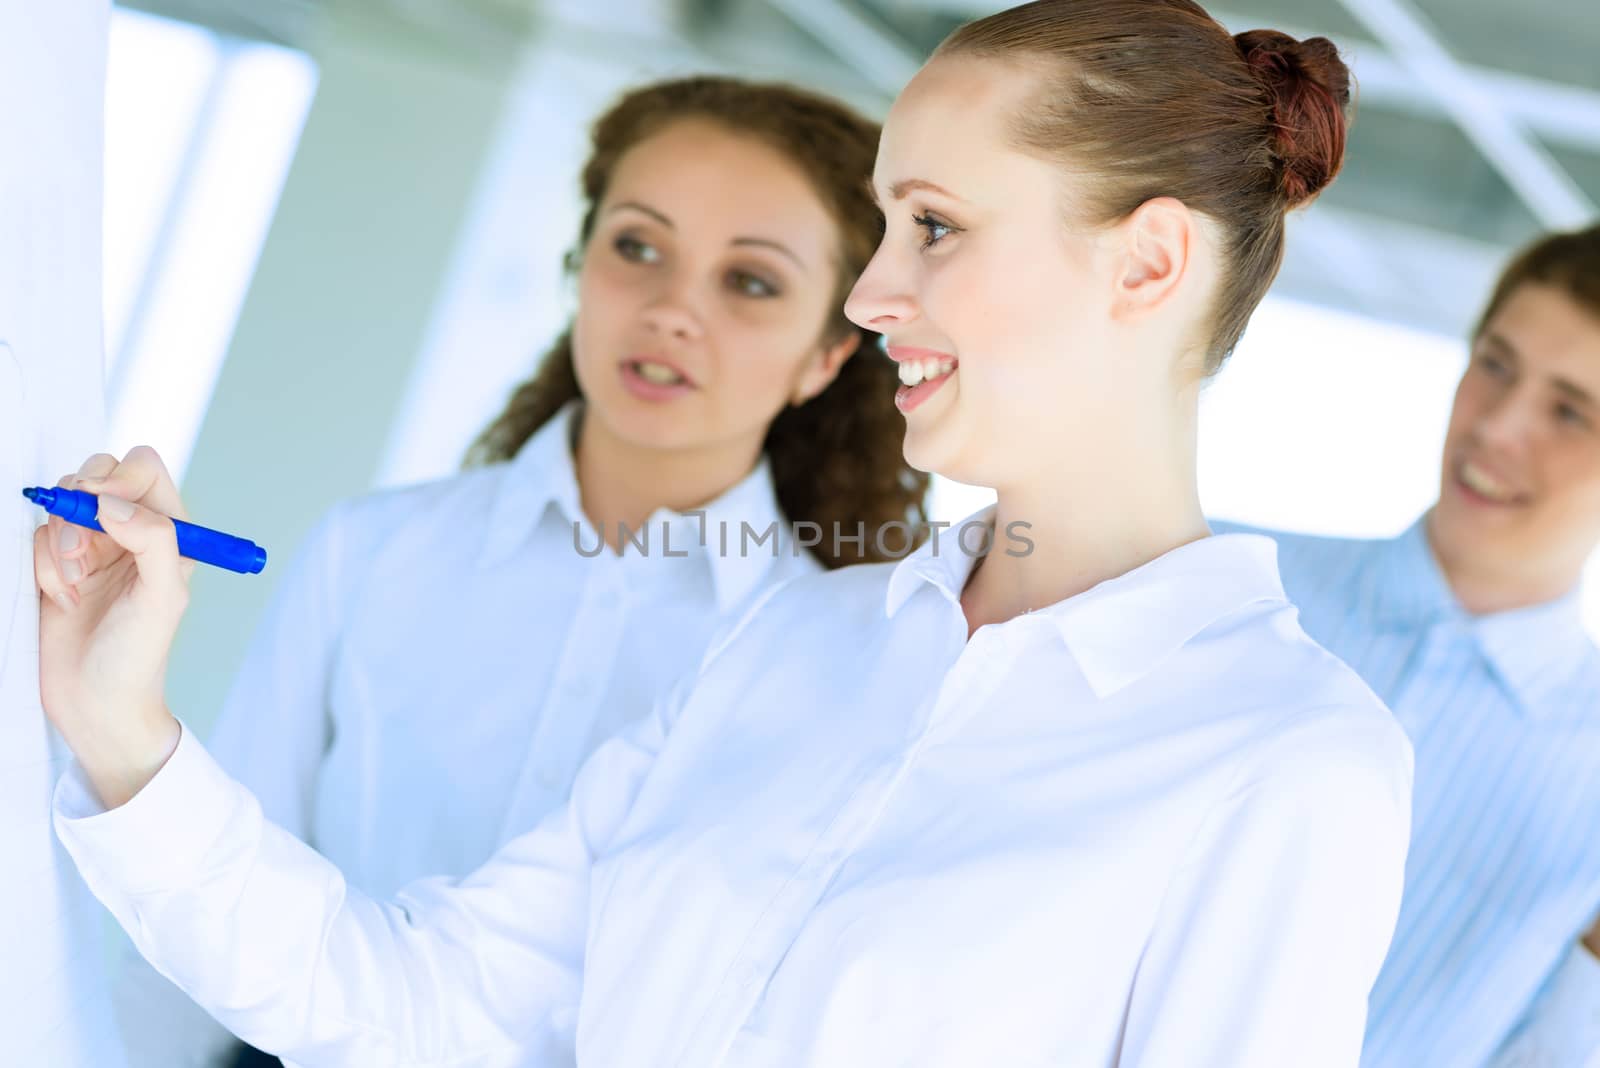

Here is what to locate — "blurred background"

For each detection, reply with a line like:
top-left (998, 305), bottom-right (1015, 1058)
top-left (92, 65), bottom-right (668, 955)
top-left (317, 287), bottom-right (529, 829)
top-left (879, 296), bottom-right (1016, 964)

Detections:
top-left (100, 0), bottom-right (1600, 729)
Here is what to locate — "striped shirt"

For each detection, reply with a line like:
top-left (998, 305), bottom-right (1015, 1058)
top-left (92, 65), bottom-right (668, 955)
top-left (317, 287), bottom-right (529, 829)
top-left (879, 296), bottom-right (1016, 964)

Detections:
top-left (1219, 517), bottom-right (1600, 1066)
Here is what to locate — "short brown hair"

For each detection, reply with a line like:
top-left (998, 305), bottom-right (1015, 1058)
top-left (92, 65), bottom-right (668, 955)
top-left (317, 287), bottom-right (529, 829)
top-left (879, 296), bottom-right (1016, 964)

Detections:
top-left (1475, 224), bottom-right (1600, 339)
top-left (936, 0), bottom-right (1354, 373)
top-left (467, 76), bottom-right (929, 568)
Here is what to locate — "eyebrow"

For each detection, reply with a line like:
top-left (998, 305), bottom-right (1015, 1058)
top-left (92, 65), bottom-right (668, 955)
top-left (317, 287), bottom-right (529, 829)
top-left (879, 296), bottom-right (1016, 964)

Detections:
top-left (1482, 331), bottom-right (1596, 406)
top-left (606, 200), bottom-right (808, 271)
top-left (731, 237), bottom-right (807, 270)
top-left (1480, 331), bottom-right (1518, 358)
top-left (608, 200), bottom-right (673, 228)
top-left (864, 177), bottom-right (963, 209)
top-left (1555, 378), bottom-right (1597, 407)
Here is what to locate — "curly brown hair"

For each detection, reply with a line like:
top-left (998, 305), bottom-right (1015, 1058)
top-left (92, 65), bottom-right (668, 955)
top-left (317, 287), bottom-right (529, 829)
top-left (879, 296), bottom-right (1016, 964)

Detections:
top-left (466, 76), bottom-right (928, 568)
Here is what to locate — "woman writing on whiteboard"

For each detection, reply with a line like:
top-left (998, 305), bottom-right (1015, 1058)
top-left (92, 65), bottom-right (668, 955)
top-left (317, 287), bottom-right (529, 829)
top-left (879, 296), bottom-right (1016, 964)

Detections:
top-left (39, 2), bottom-right (1410, 1063)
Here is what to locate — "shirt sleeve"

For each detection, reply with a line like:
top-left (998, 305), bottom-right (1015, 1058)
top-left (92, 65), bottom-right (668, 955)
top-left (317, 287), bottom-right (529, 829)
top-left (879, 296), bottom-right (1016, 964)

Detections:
top-left (53, 671), bottom-right (684, 1066)
top-left (1486, 940), bottom-right (1600, 1068)
top-left (110, 503), bottom-right (358, 1066)
top-left (1118, 708), bottom-right (1415, 1068)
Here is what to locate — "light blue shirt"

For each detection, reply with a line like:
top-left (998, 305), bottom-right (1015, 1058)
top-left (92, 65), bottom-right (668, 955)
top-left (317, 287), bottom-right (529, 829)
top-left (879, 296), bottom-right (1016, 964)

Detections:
top-left (1222, 517), bottom-right (1600, 1067)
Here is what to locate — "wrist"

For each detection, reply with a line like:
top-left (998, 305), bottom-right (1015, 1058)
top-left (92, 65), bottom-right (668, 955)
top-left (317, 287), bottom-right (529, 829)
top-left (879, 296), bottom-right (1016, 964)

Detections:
top-left (1582, 926), bottom-right (1600, 962)
top-left (71, 706), bottom-right (181, 810)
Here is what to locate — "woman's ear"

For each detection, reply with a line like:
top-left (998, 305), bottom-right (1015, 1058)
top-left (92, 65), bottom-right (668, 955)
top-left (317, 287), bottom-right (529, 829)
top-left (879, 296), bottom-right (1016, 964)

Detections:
top-left (791, 330), bottom-right (861, 406)
top-left (1111, 197), bottom-right (1194, 321)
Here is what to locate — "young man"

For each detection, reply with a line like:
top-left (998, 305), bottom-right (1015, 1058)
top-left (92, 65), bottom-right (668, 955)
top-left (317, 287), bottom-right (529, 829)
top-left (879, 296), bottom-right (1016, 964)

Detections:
top-left (1222, 225), bottom-right (1600, 1067)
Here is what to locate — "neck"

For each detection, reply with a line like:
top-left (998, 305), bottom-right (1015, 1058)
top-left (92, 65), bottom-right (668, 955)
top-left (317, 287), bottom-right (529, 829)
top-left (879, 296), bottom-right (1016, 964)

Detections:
top-left (1424, 510), bottom-right (1579, 616)
top-left (573, 408), bottom-right (762, 552)
top-left (961, 424), bottom-right (1209, 636)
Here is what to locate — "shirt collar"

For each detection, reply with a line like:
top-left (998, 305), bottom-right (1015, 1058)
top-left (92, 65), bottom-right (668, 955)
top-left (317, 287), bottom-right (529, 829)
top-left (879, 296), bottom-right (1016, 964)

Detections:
top-left (884, 505), bottom-right (993, 617)
top-left (1364, 516), bottom-right (1596, 716)
top-left (478, 400), bottom-right (789, 613)
top-left (1047, 532), bottom-right (1288, 698)
top-left (657, 451), bottom-right (789, 613)
top-left (478, 400), bottom-right (586, 569)
top-left (1473, 590), bottom-right (1594, 716)
top-left (887, 510), bottom-right (1290, 698)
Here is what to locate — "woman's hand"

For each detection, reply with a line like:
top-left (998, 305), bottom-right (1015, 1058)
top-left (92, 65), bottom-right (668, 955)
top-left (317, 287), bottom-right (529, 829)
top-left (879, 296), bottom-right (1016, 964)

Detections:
top-left (35, 447), bottom-right (193, 808)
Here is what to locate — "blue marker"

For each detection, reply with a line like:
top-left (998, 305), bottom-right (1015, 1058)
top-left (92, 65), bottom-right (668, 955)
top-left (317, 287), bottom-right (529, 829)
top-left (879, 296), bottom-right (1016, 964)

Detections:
top-left (22, 486), bottom-right (268, 575)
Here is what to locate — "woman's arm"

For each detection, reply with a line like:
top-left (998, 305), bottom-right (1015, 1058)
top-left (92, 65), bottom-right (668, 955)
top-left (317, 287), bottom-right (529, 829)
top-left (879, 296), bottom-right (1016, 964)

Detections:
top-left (33, 448), bottom-right (673, 1063)
top-left (55, 691), bottom-right (674, 1064)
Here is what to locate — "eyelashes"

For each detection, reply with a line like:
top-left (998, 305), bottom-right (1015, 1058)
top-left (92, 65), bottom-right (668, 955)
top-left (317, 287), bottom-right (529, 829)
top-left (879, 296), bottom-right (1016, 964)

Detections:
top-left (728, 270), bottom-right (780, 298)
top-left (912, 212), bottom-right (958, 250)
top-left (614, 233), bottom-right (660, 263)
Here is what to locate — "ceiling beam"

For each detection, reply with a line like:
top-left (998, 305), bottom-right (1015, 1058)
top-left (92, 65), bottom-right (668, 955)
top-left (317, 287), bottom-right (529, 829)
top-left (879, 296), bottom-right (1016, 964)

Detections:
top-left (884, 1), bottom-right (1600, 159)
top-left (763, 0), bottom-right (922, 96)
top-left (1332, 0), bottom-right (1593, 230)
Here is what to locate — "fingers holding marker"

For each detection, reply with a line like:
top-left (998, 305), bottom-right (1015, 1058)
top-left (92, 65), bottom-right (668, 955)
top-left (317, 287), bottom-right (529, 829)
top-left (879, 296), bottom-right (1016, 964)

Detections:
top-left (43, 471), bottom-right (120, 591)
top-left (45, 474), bottom-right (80, 587)
top-left (75, 445), bottom-right (188, 522)
top-left (35, 522), bottom-right (78, 612)
top-left (75, 453), bottom-right (119, 482)
top-left (90, 490), bottom-right (187, 607)
top-left (36, 446), bottom-right (260, 582)
top-left (51, 448), bottom-right (188, 584)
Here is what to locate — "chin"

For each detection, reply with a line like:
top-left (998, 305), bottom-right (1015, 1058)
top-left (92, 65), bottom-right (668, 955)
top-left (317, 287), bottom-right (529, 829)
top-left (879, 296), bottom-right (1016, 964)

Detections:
top-left (1432, 506), bottom-right (1522, 561)
top-left (589, 393), bottom-right (690, 448)
top-left (900, 425), bottom-right (952, 479)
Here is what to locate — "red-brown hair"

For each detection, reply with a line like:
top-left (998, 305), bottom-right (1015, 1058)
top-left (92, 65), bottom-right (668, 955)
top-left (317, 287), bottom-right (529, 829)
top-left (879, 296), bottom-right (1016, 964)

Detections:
top-left (937, 0), bottom-right (1354, 372)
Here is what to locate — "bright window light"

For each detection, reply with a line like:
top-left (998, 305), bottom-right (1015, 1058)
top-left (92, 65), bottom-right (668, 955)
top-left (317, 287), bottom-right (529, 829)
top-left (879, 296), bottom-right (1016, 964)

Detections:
top-left (1199, 295), bottom-right (1466, 537)
top-left (103, 8), bottom-right (219, 372)
top-left (104, 9), bottom-right (317, 485)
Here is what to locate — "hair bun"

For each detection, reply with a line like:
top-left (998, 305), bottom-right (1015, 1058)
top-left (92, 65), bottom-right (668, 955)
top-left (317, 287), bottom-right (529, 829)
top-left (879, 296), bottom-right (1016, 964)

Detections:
top-left (1234, 29), bottom-right (1353, 208)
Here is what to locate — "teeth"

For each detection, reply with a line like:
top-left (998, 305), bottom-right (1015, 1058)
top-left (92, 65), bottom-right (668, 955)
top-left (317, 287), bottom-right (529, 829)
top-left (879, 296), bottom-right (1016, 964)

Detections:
top-left (636, 361), bottom-right (685, 386)
top-left (896, 357), bottom-right (957, 387)
top-left (1461, 461), bottom-right (1515, 502)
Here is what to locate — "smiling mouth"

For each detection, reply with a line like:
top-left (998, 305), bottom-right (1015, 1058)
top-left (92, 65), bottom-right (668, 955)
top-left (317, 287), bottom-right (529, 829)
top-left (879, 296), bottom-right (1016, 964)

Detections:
top-left (1457, 459), bottom-right (1526, 505)
top-left (895, 355), bottom-right (957, 387)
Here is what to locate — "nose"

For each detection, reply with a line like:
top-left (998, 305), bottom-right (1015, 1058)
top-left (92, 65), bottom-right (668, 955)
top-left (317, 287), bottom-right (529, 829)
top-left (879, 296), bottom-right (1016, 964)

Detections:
top-left (640, 280), bottom-right (703, 343)
top-left (1473, 384), bottom-right (1534, 455)
top-left (844, 245), bottom-right (918, 334)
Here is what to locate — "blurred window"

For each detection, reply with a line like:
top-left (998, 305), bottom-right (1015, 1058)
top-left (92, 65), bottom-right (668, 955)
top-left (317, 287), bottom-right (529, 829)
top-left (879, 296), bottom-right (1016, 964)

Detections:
top-left (104, 5), bottom-right (317, 483)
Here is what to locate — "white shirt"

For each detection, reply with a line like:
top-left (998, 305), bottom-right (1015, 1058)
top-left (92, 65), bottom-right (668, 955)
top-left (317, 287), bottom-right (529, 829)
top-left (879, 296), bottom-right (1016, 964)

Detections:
top-left (114, 400), bottom-right (817, 1064)
top-left (58, 523), bottom-right (1413, 1067)
top-left (209, 400), bottom-right (813, 895)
